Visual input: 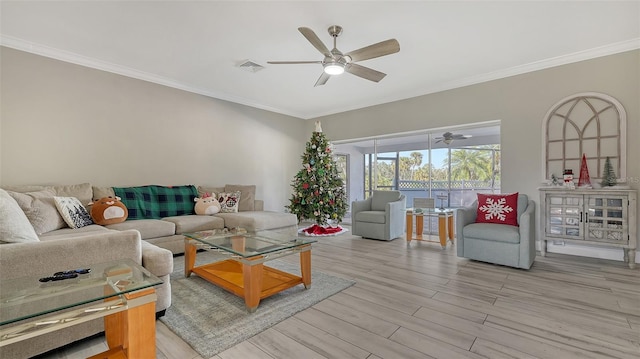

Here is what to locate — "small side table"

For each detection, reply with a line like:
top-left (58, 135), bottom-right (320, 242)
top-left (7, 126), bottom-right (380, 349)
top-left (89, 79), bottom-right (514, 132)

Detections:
top-left (0, 259), bottom-right (161, 358)
top-left (406, 208), bottom-right (455, 248)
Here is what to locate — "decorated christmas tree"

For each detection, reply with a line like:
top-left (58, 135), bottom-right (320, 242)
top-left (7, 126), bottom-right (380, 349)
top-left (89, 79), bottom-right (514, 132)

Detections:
top-left (601, 156), bottom-right (617, 187)
top-left (287, 121), bottom-right (348, 231)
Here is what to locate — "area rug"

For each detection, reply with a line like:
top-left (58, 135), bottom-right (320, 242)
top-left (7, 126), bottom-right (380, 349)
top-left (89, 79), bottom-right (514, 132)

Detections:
top-left (160, 251), bottom-right (355, 358)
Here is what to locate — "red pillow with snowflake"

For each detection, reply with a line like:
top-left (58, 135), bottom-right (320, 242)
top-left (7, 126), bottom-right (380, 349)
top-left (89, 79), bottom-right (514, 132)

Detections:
top-left (476, 193), bottom-right (519, 226)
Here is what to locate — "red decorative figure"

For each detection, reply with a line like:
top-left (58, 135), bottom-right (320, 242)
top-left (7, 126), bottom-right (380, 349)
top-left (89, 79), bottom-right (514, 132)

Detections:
top-left (578, 154), bottom-right (591, 187)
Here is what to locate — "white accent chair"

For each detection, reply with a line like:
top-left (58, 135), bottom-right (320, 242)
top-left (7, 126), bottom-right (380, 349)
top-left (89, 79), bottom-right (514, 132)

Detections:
top-left (352, 190), bottom-right (406, 241)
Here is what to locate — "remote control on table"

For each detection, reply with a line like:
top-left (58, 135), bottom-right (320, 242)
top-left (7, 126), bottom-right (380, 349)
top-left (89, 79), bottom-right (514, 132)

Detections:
top-left (53, 268), bottom-right (91, 276)
top-left (39, 273), bottom-right (79, 282)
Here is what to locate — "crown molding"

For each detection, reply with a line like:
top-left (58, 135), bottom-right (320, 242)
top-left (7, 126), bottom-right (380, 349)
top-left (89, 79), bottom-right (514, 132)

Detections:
top-left (2, 35), bottom-right (638, 120)
top-left (305, 38), bottom-right (640, 119)
top-left (0, 35), bottom-right (305, 119)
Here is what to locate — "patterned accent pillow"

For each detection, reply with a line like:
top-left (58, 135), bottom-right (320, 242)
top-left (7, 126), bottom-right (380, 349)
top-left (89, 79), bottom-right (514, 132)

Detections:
top-left (218, 191), bottom-right (241, 213)
top-left (476, 193), bottom-right (519, 226)
top-left (54, 196), bottom-right (94, 229)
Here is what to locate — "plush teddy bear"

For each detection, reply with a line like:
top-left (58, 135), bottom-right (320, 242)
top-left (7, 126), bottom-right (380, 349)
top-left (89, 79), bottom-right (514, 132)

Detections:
top-left (194, 192), bottom-right (221, 215)
top-left (88, 196), bottom-right (128, 225)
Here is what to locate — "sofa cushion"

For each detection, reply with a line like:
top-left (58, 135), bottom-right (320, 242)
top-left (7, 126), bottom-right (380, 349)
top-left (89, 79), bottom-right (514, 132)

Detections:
top-left (50, 183), bottom-right (93, 207)
top-left (7, 188), bottom-right (65, 234)
top-left (0, 188), bottom-right (39, 243)
top-left (3, 183), bottom-right (92, 205)
top-left (225, 184), bottom-right (256, 211)
top-left (113, 185), bottom-right (198, 219)
top-left (476, 193), bottom-right (519, 226)
top-left (197, 186), bottom-right (225, 197)
top-left (92, 186), bottom-right (115, 200)
top-left (38, 225), bottom-right (111, 241)
top-left (162, 215), bottom-right (225, 234)
top-left (371, 191), bottom-right (401, 211)
top-left (463, 222), bottom-right (520, 244)
top-left (106, 219), bottom-right (176, 240)
top-left (54, 196), bottom-right (94, 229)
top-left (215, 211), bottom-right (297, 231)
top-left (355, 210), bottom-right (386, 224)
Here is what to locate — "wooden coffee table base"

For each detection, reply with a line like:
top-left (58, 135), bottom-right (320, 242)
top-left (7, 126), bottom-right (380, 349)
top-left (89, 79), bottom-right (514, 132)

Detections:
top-left (406, 211), bottom-right (454, 249)
top-left (185, 243), bottom-right (311, 312)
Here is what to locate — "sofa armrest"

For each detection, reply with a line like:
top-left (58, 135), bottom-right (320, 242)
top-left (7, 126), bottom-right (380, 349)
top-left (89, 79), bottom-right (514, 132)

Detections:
top-left (386, 195), bottom-right (407, 237)
top-left (386, 195), bottom-right (407, 222)
top-left (352, 197), bottom-right (372, 215)
top-left (518, 200), bottom-right (536, 267)
top-left (351, 197), bottom-right (372, 236)
top-left (455, 204), bottom-right (477, 256)
top-left (141, 240), bottom-right (173, 277)
top-left (0, 230), bottom-right (142, 280)
top-left (254, 199), bottom-right (264, 211)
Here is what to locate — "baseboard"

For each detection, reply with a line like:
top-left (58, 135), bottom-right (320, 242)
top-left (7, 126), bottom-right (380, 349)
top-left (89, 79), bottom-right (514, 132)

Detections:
top-left (538, 241), bottom-right (639, 263)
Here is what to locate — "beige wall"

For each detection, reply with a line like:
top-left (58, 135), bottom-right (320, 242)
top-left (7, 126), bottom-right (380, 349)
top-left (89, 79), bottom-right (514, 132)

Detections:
top-left (316, 50), bottom-right (639, 261)
top-left (0, 47), bottom-right (307, 211)
top-left (2, 45), bottom-right (638, 261)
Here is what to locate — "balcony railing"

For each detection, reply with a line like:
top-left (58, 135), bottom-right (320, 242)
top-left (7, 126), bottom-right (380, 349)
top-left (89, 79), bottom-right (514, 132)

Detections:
top-left (375, 179), bottom-right (501, 208)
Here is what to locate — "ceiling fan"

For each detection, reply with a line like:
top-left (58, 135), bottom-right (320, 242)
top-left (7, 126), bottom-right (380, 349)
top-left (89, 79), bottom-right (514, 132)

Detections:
top-left (435, 132), bottom-right (472, 145)
top-left (267, 25), bottom-right (400, 87)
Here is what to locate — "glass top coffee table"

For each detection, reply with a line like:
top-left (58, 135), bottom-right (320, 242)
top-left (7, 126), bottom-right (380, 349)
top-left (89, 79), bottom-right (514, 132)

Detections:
top-left (183, 228), bottom-right (317, 312)
top-left (406, 208), bottom-right (455, 248)
top-left (0, 259), bottom-right (162, 358)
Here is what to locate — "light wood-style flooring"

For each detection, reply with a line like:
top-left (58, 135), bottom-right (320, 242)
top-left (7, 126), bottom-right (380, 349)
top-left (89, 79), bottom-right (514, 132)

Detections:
top-left (36, 229), bottom-right (640, 359)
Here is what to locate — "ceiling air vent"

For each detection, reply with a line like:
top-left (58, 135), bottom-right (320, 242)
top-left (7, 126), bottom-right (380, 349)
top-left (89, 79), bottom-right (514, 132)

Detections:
top-left (236, 60), bottom-right (265, 73)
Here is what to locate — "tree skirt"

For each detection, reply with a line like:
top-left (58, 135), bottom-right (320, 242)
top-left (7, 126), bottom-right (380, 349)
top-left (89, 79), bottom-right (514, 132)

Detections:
top-left (298, 224), bottom-right (349, 236)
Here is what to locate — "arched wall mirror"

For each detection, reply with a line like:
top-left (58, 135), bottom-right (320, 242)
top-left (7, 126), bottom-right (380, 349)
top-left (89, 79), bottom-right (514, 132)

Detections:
top-left (542, 92), bottom-right (626, 182)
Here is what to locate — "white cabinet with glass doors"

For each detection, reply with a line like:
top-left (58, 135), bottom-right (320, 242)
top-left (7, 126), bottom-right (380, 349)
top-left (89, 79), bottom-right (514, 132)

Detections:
top-left (539, 188), bottom-right (637, 269)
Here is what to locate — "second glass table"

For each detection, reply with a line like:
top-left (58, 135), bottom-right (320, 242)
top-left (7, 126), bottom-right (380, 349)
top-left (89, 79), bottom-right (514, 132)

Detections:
top-left (183, 228), bottom-right (316, 312)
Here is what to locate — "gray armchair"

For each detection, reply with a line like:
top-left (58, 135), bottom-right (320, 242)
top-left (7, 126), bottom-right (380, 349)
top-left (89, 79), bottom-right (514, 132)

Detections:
top-left (455, 193), bottom-right (536, 269)
top-left (352, 190), bottom-right (406, 241)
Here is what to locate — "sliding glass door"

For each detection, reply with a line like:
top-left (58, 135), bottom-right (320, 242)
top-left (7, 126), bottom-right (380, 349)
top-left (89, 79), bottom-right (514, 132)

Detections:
top-left (333, 123), bottom-right (501, 217)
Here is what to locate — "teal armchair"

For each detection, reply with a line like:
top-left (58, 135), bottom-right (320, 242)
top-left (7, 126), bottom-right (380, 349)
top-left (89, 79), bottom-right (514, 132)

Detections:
top-left (352, 190), bottom-right (406, 241)
top-left (455, 194), bottom-right (536, 269)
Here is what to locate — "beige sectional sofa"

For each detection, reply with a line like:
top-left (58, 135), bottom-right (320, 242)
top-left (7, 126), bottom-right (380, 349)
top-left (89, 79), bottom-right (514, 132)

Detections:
top-left (92, 184), bottom-right (298, 254)
top-left (0, 186), bottom-right (173, 358)
top-left (0, 182), bottom-right (296, 357)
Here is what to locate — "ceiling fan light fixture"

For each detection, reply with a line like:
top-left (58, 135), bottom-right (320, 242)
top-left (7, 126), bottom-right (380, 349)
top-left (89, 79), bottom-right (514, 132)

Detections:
top-left (323, 62), bottom-right (345, 75)
top-left (444, 138), bottom-right (453, 145)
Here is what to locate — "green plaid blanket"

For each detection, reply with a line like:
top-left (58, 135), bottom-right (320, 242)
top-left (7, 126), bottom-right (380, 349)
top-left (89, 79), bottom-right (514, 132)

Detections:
top-left (113, 185), bottom-right (198, 220)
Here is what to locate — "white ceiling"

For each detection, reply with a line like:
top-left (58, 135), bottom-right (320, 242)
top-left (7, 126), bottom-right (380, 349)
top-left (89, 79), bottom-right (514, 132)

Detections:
top-left (1, 1), bottom-right (638, 120)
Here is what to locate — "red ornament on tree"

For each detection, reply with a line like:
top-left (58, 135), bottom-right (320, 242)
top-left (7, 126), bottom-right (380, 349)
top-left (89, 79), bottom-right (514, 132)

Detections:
top-left (578, 154), bottom-right (591, 187)
top-left (302, 183), bottom-right (309, 189)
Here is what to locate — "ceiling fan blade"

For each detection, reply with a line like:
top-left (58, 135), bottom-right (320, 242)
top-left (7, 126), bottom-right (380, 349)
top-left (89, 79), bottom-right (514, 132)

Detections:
top-left (345, 63), bottom-right (386, 82)
top-left (314, 72), bottom-right (330, 87)
top-left (298, 27), bottom-right (333, 58)
top-left (345, 39), bottom-right (400, 62)
top-left (267, 61), bottom-right (322, 64)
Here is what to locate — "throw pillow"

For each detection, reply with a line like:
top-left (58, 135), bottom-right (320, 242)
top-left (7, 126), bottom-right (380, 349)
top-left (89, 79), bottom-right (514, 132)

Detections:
top-left (0, 188), bottom-right (40, 243)
top-left (218, 191), bottom-right (241, 213)
top-left (476, 192), bottom-right (519, 226)
top-left (7, 188), bottom-right (66, 234)
top-left (194, 193), bottom-right (221, 215)
top-left (54, 196), bottom-right (94, 229)
top-left (224, 184), bottom-right (256, 211)
top-left (89, 196), bottom-right (129, 225)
